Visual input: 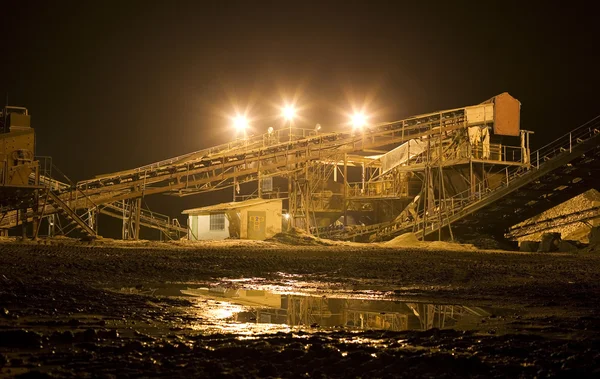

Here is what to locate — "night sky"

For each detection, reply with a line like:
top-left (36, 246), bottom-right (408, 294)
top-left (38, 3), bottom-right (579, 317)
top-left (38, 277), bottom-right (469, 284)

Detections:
top-left (1, 1), bottom-right (598, 232)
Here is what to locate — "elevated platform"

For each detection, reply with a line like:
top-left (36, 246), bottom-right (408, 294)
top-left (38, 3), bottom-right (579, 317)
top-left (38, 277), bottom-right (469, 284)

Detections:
top-left (329, 116), bottom-right (600, 242)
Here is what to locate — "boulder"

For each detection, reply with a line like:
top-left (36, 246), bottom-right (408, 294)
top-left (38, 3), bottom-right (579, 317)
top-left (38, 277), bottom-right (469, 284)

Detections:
top-left (538, 233), bottom-right (561, 252)
top-left (558, 240), bottom-right (578, 252)
top-left (589, 226), bottom-right (600, 245)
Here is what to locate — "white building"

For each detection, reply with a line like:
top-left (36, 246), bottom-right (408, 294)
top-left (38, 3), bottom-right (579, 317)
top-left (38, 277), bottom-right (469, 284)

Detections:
top-left (182, 198), bottom-right (283, 241)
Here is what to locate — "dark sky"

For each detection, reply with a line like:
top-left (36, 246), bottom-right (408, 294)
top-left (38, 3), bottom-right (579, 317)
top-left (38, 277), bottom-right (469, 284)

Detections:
top-left (1, 1), bottom-right (599, 229)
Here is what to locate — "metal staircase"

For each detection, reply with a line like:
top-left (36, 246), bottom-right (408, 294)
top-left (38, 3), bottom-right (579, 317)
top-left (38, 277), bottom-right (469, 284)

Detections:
top-left (44, 191), bottom-right (97, 238)
top-left (3, 172), bottom-right (187, 239)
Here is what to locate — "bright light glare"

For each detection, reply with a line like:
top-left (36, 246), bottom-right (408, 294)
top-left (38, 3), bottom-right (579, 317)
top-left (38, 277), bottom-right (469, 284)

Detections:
top-left (352, 112), bottom-right (367, 129)
top-left (282, 105), bottom-right (296, 121)
top-left (233, 115), bottom-right (248, 131)
top-left (283, 213), bottom-right (290, 220)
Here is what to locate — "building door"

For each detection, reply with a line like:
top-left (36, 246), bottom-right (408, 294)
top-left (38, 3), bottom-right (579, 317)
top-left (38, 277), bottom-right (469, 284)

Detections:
top-left (247, 211), bottom-right (266, 240)
top-left (190, 216), bottom-right (198, 241)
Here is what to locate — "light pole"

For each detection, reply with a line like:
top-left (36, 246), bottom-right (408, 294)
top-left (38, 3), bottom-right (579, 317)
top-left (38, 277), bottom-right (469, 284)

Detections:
top-left (351, 112), bottom-right (368, 194)
top-left (231, 114), bottom-right (249, 202)
top-left (281, 104), bottom-right (297, 230)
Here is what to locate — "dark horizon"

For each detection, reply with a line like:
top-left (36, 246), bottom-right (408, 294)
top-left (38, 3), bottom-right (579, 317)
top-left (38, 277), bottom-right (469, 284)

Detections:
top-left (2, 1), bottom-right (598, 229)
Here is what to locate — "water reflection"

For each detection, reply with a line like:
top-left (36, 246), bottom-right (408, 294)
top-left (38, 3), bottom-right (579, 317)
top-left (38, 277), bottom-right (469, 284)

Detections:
top-left (175, 286), bottom-right (495, 332)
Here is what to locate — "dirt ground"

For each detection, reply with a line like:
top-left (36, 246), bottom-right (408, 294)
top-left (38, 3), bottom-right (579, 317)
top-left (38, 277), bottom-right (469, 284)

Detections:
top-left (1, 238), bottom-right (599, 378)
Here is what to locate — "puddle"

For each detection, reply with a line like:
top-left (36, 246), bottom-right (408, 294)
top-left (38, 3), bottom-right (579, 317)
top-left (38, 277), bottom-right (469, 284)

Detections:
top-left (120, 283), bottom-right (519, 334)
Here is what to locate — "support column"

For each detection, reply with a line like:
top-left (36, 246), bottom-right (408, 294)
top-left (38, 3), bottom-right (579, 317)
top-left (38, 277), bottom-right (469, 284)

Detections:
top-left (87, 208), bottom-right (97, 232)
top-left (469, 159), bottom-right (475, 199)
top-left (122, 199), bottom-right (141, 240)
top-left (304, 157), bottom-right (311, 233)
top-left (257, 158), bottom-right (262, 198)
top-left (32, 190), bottom-right (40, 240)
top-left (287, 143), bottom-right (294, 229)
top-left (232, 167), bottom-right (236, 202)
top-left (361, 163), bottom-right (365, 193)
top-left (343, 153), bottom-right (348, 226)
top-left (48, 214), bottom-right (56, 237)
top-left (287, 176), bottom-right (293, 230)
top-left (122, 200), bottom-right (130, 240)
top-left (133, 198), bottom-right (141, 240)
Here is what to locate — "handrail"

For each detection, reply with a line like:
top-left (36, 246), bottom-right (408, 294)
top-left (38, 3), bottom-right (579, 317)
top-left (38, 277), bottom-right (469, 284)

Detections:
top-left (328, 115), bottom-right (600, 241)
top-left (401, 115), bottom-right (600, 239)
top-left (85, 126), bottom-right (325, 182)
top-left (100, 201), bottom-right (187, 233)
top-left (74, 114), bottom-right (466, 195)
top-left (531, 115), bottom-right (600, 158)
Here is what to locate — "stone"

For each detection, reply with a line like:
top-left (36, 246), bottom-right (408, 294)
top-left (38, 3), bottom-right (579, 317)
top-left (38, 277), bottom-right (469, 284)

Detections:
top-left (558, 240), bottom-right (578, 252)
top-left (589, 226), bottom-right (600, 245)
top-left (538, 233), bottom-right (561, 252)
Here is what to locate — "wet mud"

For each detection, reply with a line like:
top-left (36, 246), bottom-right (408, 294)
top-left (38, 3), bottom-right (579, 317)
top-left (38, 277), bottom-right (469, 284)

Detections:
top-left (1, 241), bottom-right (600, 377)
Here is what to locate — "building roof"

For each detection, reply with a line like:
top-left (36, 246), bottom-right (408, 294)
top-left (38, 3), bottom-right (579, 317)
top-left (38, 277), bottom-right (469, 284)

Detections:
top-left (182, 198), bottom-right (282, 215)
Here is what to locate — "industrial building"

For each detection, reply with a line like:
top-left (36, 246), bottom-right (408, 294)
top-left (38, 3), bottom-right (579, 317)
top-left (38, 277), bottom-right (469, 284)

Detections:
top-left (183, 198), bottom-right (283, 241)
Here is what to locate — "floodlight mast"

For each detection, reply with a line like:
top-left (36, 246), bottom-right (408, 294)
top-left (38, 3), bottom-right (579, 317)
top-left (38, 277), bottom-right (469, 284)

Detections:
top-left (280, 103), bottom-right (298, 229)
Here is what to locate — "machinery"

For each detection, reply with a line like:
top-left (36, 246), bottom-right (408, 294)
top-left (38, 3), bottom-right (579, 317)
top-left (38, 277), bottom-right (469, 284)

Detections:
top-left (1, 94), bottom-right (598, 243)
top-left (0, 106), bottom-right (42, 236)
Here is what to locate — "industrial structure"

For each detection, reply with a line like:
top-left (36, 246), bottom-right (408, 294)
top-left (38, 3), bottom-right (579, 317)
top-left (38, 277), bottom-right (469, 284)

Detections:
top-left (1, 94), bottom-right (599, 243)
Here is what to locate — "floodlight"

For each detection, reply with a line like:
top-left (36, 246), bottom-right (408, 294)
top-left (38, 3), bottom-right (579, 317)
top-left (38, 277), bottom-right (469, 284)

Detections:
top-left (233, 115), bottom-right (248, 131)
top-left (351, 112), bottom-right (367, 129)
top-left (282, 105), bottom-right (296, 121)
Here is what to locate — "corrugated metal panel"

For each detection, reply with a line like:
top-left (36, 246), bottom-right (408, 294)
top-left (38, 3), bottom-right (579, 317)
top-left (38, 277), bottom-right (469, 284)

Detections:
top-left (465, 104), bottom-right (494, 125)
top-left (380, 139), bottom-right (426, 174)
top-left (493, 92), bottom-right (520, 136)
top-left (182, 198), bottom-right (281, 214)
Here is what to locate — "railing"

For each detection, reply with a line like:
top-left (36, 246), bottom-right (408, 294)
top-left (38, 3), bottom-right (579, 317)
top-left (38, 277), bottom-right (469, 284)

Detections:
top-left (37, 156), bottom-right (53, 180)
top-left (102, 201), bottom-right (174, 230)
top-left (83, 127), bottom-right (327, 184)
top-left (75, 114), bottom-right (470, 197)
top-left (335, 115), bottom-right (600, 241)
top-left (530, 115), bottom-right (600, 169)
top-left (77, 113), bottom-right (472, 191)
top-left (393, 116), bottom-right (600, 239)
top-left (347, 179), bottom-right (407, 198)
top-left (346, 139), bottom-right (525, 200)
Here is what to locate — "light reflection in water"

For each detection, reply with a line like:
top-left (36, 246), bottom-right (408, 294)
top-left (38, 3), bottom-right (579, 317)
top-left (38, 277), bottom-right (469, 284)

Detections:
top-left (170, 286), bottom-right (506, 334)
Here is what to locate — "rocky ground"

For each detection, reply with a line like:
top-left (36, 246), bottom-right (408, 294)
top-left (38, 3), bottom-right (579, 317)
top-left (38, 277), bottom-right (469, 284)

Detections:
top-left (1, 238), bottom-right (600, 378)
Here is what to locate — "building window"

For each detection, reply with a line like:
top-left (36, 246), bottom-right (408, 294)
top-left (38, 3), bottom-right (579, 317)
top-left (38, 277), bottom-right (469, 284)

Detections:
top-left (209, 213), bottom-right (225, 231)
top-left (261, 177), bottom-right (273, 192)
